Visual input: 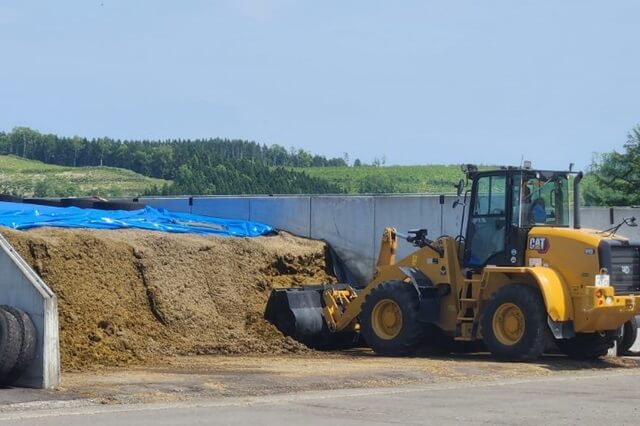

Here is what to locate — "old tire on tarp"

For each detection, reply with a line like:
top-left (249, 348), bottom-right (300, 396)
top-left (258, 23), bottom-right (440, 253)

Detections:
top-left (92, 201), bottom-right (144, 211)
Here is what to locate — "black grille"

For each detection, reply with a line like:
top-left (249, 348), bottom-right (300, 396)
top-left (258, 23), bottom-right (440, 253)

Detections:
top-left (608, 245), bottom-right (640, 294)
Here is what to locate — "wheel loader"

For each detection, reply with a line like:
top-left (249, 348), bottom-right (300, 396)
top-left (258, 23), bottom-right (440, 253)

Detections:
top-left (264, 164), bottom-right (640, 360)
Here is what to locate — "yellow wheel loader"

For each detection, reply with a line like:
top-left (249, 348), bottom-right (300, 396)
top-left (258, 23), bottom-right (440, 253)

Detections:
top-left (264, 164), bottom-right (640, 360)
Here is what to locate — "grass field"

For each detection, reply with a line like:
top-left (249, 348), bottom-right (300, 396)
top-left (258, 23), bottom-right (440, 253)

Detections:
top-left (0, 155), bottom-right (169, 197)
top-left (297, 164), bottom-right (468, 194)
top-left (1, 155), bottom-right (591, 200)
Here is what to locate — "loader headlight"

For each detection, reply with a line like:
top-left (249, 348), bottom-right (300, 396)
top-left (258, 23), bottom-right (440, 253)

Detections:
top-left (605, 296), bottom-right (613, 305)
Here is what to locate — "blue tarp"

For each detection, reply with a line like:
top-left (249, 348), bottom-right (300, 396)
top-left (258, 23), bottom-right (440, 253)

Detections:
top-left (0, 201), bottom-right (273, 237)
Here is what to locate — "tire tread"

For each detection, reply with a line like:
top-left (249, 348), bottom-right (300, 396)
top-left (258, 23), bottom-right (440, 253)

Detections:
top-left (360, 281), bottom-right (424, 356)
top-left (0, 307), bottom-right (24, 385)
top-left (556, 333), bottom-right (616, 359)
top-left (481, 284), bottom-right (547, 361)
top-left (0, 306), bottom-right (37, 385)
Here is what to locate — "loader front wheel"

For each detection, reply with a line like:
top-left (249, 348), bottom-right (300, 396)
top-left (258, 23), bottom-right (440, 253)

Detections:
top-left (360, 281), bottom-right (424, 356)
top-left (617, 319), bottom-right (638, 355)
top-left (481, 284), bottom-right (546, 361)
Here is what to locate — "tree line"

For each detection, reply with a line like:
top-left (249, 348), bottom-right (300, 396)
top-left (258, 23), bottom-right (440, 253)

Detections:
top-left (585, 125), bottom-right (640, 206)
top-left (0, 127), bottom-right (348, 177)
top-left (3, 125), bottom-right (639, 202)
top-left (0, 127), bottom-right (345, 195)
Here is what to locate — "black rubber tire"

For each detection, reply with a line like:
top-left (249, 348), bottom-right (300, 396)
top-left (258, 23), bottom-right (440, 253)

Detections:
top-left (556, 333), bottom-right (616, 359)
top-left (617, 320), bottom-right (638, 355)
top-left (0, 306), bottom-right (37, 385)
top-left (360, 281), bottom-right (424, 356)
top-left (23, 198), bottom-right (63, 207)
top-left (0, 195), bottom-right (24, 203)
top-left (92, 201), bottom-right (144, 211)
top-left (481, 284), bottom-right (547, 361)
top-left (0, 307), bottom-right (24, 384)
top-left (60, 198), bottom-right (96, 208)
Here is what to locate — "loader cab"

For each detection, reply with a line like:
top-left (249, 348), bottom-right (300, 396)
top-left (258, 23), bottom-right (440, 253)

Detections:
top-left (462, 168), bottom-right (572, 270)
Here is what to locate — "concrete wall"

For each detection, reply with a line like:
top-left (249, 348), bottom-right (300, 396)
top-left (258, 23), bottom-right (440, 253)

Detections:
top-left (191, 196), bottom-right (314, 238)
top-left (310, 196), bottom-right (375, 282)
top-left (138, 197), bottom-right (191, 213)
top-left (373, 195), bottom-right (447, 263)
top-left (581, 206), bottom-right (640, 241)
top-left (140, 194), bottom-right (640, 282)
top-left (0, 235), bottom-right (59, 389)
top-left (142, 194), bottom-right (464, 283)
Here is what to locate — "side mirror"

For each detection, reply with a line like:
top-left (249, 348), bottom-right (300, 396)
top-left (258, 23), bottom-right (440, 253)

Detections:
top-left (454, 179), bottom-right (464, 196)
top-left (626, 217), bottom-right (637, 227)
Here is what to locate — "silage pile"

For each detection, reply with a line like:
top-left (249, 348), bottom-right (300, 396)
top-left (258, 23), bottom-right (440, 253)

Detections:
top-left (1, 228), bottom-right (336, 371)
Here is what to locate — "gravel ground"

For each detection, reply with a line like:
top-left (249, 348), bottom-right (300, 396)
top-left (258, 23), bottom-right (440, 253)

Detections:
top-left (2, 351), bottom-right (639, 409)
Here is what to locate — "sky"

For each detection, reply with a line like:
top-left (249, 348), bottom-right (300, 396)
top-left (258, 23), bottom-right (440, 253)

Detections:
top-left (0, 0), bottom-right (639, 170)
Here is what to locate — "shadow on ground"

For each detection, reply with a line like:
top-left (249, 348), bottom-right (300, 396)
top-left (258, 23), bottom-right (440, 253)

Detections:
top-left (337, 346), bottom-right (640, 372)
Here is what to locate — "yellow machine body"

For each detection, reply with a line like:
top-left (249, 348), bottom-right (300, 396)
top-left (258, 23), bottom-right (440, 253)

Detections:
top-left (265, 165), bottom-right (640, 359)
top-left (322, 226), bottom-right (640, 341)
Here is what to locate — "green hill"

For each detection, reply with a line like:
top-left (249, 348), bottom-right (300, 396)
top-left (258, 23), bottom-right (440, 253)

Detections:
top-left (0, 128), bottom-right (342, 196)
top-left (0, 155), bottom-right (169, 197)
top-left (296, 165), bottom-right (466, 194)
top-left (299, 165), bottom-right (601, 206)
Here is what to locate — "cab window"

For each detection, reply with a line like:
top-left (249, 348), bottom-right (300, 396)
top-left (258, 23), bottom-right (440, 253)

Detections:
top-left (518, 174), bottom-right (570, 227)
top-left (465, 175), bottom-right (506, 267)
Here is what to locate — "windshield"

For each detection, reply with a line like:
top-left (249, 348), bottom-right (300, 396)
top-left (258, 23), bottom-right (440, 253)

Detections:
top-left (512, 172), bottom-right (570, 228)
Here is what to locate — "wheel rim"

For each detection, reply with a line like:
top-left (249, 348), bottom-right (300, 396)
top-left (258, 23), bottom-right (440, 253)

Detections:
top-left (492, 302), bottom-right (525, 346)
top-left (371, 299), bottom-right (403, 340)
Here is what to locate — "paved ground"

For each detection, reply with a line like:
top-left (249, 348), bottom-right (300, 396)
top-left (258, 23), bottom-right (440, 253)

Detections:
top-left (0, 370), bottom-right (639, 425)
top-left (3, 351), bottom-right (640, 404)
top-left (1, 350), bottom-right (639, 425)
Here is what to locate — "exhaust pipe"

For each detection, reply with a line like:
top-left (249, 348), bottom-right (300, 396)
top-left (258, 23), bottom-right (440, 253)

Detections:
top-left (574, 171), bottom-right (583, 229)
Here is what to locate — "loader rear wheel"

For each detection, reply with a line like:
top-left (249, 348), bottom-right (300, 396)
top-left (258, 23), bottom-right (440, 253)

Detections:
top-left (360, 281), bottom-right (424, 356)
top-left (481, 284), bottom-right (546, 361)
top-left (556, 333), bottom-right (616, 359)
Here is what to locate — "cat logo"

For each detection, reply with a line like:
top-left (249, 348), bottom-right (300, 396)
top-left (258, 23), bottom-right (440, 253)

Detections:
top-left (528, 237), bottom-right (549, 254)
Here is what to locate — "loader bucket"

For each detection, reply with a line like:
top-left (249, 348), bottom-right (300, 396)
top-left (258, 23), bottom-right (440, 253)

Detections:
top-left (265, 285), bottom-right (363, 350)
top-left (264, 287), bottom-right (326, 342)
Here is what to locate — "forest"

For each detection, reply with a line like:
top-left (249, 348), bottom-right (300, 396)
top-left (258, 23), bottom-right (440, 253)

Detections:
top-left (0, 126), bottom-right (637, 204)
top-left (0, 127), bottom-right (345, 195)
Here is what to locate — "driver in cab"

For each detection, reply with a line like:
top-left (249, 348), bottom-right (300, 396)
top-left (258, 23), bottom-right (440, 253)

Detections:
top-left (520, 179), bottom-right (547, 225)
